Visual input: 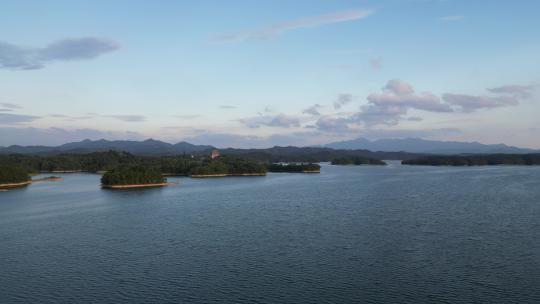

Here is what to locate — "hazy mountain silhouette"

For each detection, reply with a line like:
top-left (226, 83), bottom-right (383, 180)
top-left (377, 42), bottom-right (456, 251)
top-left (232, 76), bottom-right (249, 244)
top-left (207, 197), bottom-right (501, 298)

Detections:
top-left (0, 139), bottom-right (214, 155)
top-left (325, 137), bottom-right (537, 154)
top-left (1, 137), bottom-right (536, 156)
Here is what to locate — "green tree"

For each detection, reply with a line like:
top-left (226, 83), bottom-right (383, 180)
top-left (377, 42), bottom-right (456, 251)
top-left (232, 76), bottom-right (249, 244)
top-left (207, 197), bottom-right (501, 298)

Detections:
top-left (0, 165), bottom-right (30, 184)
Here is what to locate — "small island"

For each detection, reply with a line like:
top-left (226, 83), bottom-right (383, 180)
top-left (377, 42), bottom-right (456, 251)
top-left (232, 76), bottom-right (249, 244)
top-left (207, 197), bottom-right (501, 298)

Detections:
top-left (268, 163), bottom-right (321, 173)
top-left (101, 166), bottom-right (171, 189)
top-left (402, 154), bottom-right (540, 166)
top-left (0, 165), bottom-right (31, 189)
top-left (331, 156), bottom-right (386, 166)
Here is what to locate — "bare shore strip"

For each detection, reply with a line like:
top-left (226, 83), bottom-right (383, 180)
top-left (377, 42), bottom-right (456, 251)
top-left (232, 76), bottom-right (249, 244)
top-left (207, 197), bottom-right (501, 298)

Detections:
top-left (101, 182), bottom-right (177, 189)
top-left (190, 173), bottom-right (267, 178)
top-left (33, 176), bottom-right (64, 182)
top-left (0, 181), bottom-right (32, 189)
top-left (0, 176), bottom-right (63, 190)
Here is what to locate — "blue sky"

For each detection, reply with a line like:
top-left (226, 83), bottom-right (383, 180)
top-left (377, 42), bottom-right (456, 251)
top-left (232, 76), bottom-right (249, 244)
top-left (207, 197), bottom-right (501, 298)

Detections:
top-left (1, 0), bottom-right (539, 148)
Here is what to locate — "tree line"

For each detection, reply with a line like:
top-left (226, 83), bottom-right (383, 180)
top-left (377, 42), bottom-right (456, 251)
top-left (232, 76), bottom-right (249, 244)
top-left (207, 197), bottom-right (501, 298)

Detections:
top-left (331, 156), bottom-right (386, 165)
top-left (268, 163), bottom-right (321, 173)
top-left (101, 166), bottom-right (165, 186)
top-left (402, 154), bottom-right (540, 166)
top-left (0, 151), bottom-right (269, 177)
top-left (0, 165), bottom-right (30, 184)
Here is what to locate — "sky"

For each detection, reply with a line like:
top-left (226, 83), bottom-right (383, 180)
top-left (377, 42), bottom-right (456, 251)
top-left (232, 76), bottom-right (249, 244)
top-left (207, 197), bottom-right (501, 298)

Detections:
top-left (0, 0), bottom-right (539, 148)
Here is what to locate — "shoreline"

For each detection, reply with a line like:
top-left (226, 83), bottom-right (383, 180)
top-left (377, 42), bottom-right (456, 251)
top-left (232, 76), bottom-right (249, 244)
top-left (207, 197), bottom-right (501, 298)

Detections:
top-left (162, 173), bottom-right (189, 177)
top-left (269, 170), bottom-right (321, 174)
top-left (0, 176), bottom-right (64, 190)
top-left (0, 180), bottom-right (32, 189)
top-left (33, 177), bottom-right (64, 182)
top-left (101, 182), bottom-right (176, 189)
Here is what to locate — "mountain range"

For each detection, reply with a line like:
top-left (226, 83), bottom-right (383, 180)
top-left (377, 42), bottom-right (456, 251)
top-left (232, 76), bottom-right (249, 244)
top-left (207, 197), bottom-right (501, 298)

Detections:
top-left (324, 137), bottom-right (538, 154)
top-left (0, 137), bottom-right (537, 156)
top-left (0, 139), bottom-right (214, 155)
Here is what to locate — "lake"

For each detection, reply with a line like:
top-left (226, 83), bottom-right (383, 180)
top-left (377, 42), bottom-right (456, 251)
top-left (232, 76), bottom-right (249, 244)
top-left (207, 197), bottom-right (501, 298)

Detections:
top-left (1, 162), bottom-right (540, 303)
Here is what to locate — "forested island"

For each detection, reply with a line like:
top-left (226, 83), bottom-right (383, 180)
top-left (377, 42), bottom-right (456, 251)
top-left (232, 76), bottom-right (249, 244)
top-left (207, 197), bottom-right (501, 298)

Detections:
top-left (402, 154), bottom-right (540, 166)
top-left (0, 165), bottom-right (31, 188)
top-left (101, 166), bottom-right (169, 188)
top-left (268, 163), bottom-right (321, 173)
top-left (331, 156), bottom-right (386, 165)
top-left (0, 151), bottom-right (270, 179)
top-left (0, 151), bottom-right (260, 175)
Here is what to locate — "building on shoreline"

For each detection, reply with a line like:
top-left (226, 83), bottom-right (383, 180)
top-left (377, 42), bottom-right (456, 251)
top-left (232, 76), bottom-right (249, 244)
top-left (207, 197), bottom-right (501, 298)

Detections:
top-left (210, 149), bottom-right (220, 159)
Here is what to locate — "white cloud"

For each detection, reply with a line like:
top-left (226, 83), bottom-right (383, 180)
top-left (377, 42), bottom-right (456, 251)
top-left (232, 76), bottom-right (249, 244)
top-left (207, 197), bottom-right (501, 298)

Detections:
top-left (334, 93), bottom-right (353, 109)
top-left (487, 84), bottom-right (535, 98)
top-left (442, 93), bottom-right (518, 112)
top-left (383, 79), bottom-right (414, 95)
top-left (107, 115), bottom-right (146, 122)
top-left (238, 114), bottom-right (301, 128)
top-left (302, 104), bottom-right (322, 116)
top-left (352, 79), bottom-right (452, 126)
top-left (315, 115), bottom-right (352, 133)
top-left (215, 9), bottom-right (374, 42)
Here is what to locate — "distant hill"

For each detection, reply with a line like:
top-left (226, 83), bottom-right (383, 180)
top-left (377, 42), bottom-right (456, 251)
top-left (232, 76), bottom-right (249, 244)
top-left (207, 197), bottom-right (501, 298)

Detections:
top-left (220, 146), bottom-right (420, 161)
top-left (0, 139), bottom-right (215, 156)
top-left (2, 137), bottom-right (535, 159)
top-left (325, 137), bottom-right (538, 154)
top-left (0, 139), bottom-right (420, 160)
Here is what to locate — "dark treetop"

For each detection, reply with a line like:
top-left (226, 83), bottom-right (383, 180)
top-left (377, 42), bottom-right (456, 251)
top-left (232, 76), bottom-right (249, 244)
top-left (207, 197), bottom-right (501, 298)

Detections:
top-left (331, 156), bottom-right (386, 166)
top-left (0, 165), bottom-right (30, 184)
top-left (0, 151), bottom-right (267, 177)
top-left (268, 163), bottom-right (321, 173)
top-left (101, 166), bottom-right (166, 186)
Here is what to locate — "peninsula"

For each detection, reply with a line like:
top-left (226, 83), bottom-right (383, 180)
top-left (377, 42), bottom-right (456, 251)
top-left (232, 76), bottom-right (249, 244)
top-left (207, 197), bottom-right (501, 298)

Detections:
top-left (0, 165), bottom-right (31, 189)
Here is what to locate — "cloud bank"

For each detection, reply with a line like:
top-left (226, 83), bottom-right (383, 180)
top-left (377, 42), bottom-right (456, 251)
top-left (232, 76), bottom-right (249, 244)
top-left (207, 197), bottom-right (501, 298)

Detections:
top-left (442, 94), bottom-right (518, 112)
top-left (106, 115), bottom-right (146, 122)
top-left (0, 37), bottom-right (119, 70)
top-left (311, 80), bottom-right (534, 132)
top-left (0, 113), bottom-right (40, 124)
top-left (0, 103), bottom-right (22, 109)
top-left (239, 114), bottom-right (301, 128)
top-left (334, 93), bottom-right (353, 109)
top-left (355, 79), bottom-right (452, 126)
top-left (302, 104), bottom-right (322, 116)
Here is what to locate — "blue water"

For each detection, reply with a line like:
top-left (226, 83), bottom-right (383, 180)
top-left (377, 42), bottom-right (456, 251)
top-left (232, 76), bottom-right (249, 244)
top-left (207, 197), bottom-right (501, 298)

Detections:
top-left (1, 162), bottom-right (540, 303)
